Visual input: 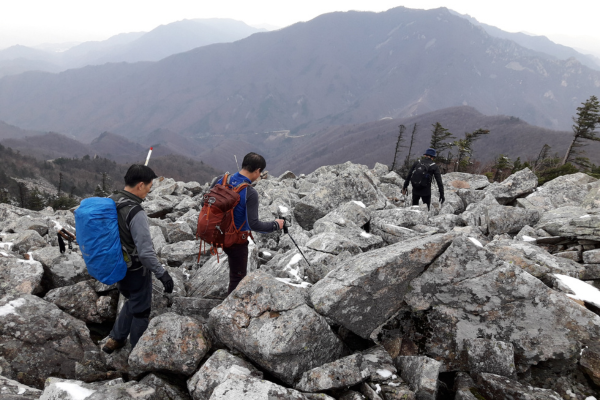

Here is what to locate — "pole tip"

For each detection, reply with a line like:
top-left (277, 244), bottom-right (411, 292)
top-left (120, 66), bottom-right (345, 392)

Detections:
top-left (150, 147), bottom-right (153, 150)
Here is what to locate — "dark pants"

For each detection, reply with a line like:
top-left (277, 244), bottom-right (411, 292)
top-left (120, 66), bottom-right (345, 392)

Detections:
top-left (110, 267), bottom-right (152, 348)
top-left (224, 242), bottom-right (249, 294)
top-left (412, 193), bottom-right (431, 210)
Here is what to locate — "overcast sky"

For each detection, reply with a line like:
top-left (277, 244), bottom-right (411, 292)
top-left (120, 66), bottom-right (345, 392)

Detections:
top-left (2, 0), bottom-right (600, 54)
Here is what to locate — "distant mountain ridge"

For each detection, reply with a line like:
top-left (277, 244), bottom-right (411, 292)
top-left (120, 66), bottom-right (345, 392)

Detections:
top-left (0, 18), bottom-right (263, 78)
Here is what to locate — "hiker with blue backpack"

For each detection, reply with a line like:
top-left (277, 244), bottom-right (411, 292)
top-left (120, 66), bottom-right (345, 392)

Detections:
top-left (76, 165), bottom-right (174, 354)
top-left (402, 148), bottom-right (445, 210)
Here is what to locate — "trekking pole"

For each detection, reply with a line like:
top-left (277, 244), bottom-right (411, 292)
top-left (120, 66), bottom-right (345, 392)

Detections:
top-left (234, 155), bottom-right (240, 171)
top-left (282, 220), bottom-right (311, 267)
top-left (144, 147), bottom-right (153, 166)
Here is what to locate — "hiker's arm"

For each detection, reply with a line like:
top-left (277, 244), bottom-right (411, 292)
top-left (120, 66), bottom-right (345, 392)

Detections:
top-left (246, 187), bottom-right (280, 233)
top-left (433, 165), bottom-right (444, 197)
top-left (129, 211), bottom-right (166, 278)
top-left (403, 163), bottom-right (416, 189)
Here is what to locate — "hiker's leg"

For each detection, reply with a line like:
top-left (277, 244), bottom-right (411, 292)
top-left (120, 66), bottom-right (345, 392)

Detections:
top-left (109, 297), bottom-right (132, 342)
top-left (423, 195), bottom-right (431, 210)
top-left (224, 242), bottom-right (249, 294)
top-left (412, 192), bottom-right (420, 206)
top-left (124, 268), bottom-right (152, 348)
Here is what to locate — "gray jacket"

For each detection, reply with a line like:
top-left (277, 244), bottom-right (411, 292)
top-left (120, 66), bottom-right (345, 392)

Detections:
top-left (110, 190), bottom-right (165, 278)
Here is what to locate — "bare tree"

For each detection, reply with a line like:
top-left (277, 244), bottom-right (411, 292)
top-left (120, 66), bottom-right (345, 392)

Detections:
top-left (390, 125), bottom-right (406, 171)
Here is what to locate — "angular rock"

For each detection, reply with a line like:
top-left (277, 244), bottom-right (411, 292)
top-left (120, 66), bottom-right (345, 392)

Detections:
top-left (143, 197), bottom-right (175, 219)
top-left (208, 272), bottom-right (345, 385)
top-left (310, 233), bottom-right (454, 339)
top-left (151, 177), bottom-right (179, 197)
top-left (129, 312), bottom-right (210, 376)
top-left (296, 345), bottom-right (396, 392)
top-left (179, 209), bottom-right (201, 233)
top-left (580, 343), bottom-right (600, 386)
top-left (465, 339), bottom-right (516, 378)
top-left (372, 163), bottom-right (390, 178)
top-left (486, 239), bottom-right (584, 284)
top-left (583, 249), bottom-right (600, 264)
top-left (476, 373), bottom-right (562, 400)
top-left (371, 208), bottom-right (429, 229)
top-left (11, 230), bottom-right (46, 254)
top-left (279, 170), bottom-right (297, 180)
top-left (394, 356), bottom-right (441, 400)
top-left (404, 236), bottom-right (600, 372)
top-left (293, 162), bottom-right (387, 230)
top-left (166, 221), bottom-right (195, 243)
top-left (581, 179), bottom-right (600, 210)
top-left (314, 201), bottom-right (372, 230)
top-left (555, 250), bottom-right (581, 262)
top-left (312, 221), bottom-right (384, 252)
top-left (338, 390), bottom-right (367, 400)
top-left (140, 373), bottom-right (191, 400)
top-left (149, 225), bottom-right (167, 255)
top-left (211, 374), bottom-right (330, 400)
top-left (484, 168), bottom-right (538, 205)
top-left (462, 195), bottom-right (540, 236)
top-left (3, 215), bottom-right (49, 236)
top-left (306, 232), bottom-right (362, 256)
top-left (261, 249), bottom-right (310, 284)
top-left (456, 188), bottom-right (487, 209)
top-left (443, 173), bottom-right (490, 190)
top-left (518, 172), bottom-right (596, 212)
top-left (31, 246), bottom-right (91, 288)
top-left (0, 375), bottom-right (42, 400)
top-left (40, 377), bottom-right (156, 400)
top-left (44, 280), bottom-right (117, 323)
top-left (174, 196), bottom-right (198, 214)
top-left (453, 372), bottom-right (480, 400)
top-left (0, 294), bottom-right (99, 389)
top-left (187, 349), bottom-right (263, 400)
top-left (161, 240), bottom-right (199, 267)
top-left (380, 171), bottom-right (403, 186)
top-left (0, 256), bottom-right (44, 297)
top-left (150, 266), bottom-right (186, 318)
top-left (534, 206), bottom-right (590, 236)
top-left (171, 297), bottom-right (222, 323)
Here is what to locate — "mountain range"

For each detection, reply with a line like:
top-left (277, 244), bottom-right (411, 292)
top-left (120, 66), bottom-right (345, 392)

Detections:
top-left (0, 19), bottom-right (263, 78)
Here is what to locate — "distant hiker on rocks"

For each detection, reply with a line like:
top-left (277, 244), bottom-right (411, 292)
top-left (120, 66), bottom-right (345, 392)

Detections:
top-left (102, 165), bottom-right (174, 354)
top-left (203, 152), bottom-right (284, 294)
top-left (402, 148), bottom-right (445, 210)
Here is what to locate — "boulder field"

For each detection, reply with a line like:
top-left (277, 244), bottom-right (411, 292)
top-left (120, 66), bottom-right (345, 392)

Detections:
top-left (2, 163), bottom-right (600, 399)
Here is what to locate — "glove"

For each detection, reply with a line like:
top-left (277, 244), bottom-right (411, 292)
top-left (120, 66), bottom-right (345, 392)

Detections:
top-left (158, 270), bottom-right (174, 294)
top-left (439, 194), bottom-right (445, 204)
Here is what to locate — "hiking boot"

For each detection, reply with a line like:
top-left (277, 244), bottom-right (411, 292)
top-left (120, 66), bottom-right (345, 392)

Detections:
top-left (102, 338), bottom-right (126, 354)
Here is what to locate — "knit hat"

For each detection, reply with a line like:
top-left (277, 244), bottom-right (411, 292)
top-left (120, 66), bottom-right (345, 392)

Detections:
top-left (424, 148), bottom-right (437, 157)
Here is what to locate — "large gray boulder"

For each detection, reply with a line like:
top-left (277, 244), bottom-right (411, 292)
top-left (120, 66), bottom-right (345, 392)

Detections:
top-left (44, 280), bottom-right (117, 323)
top-left (534, 206), bottom-right (590, 236)
top-left (129, 312), bottom-right (210, 376)
top-left (0, 294), bottom-right (99, 389)
top-left (0, 375), bottom-right (41, 399)
top-left (187, 349), bottom-right (263, 400)
top-left (40, 377), bottom-right (157, 400)
top-left (465, 339), bottom-right (516, 378)
top-left (208, 272), bottom-right (345, 385)
top-left (462, 194), bottom-right (540, 236)
top-left (3, 215), bottom-right (49, 236)
top-left (518, 172), bottom-right (596, 212)
top-left (161, 240), bottom-right (200, 267)
top-left (144, 197), bottom-right (175, 219)
top-left (293, 162), bottom-right (387, 230)
top-left (11, 230), bottom-right (46, 254)
top-left (484, 168), bottom-right (538, 205)
top-left (310, 233), bottom-right (455, 339)
top-left (476, 373), bottom-right (562, 400)
top-left (31, 247), bottom-right (91, 288)
top-left (305, 232), bottom-right (362, 256)
top-left (140, 373), bottom-right (191, 400)
top-left (166, 221), bottom-right (195, 243)
top-left (296, 345), bottom-right (396, 392)
top-left (537, 208), bottom-right (600, 240)
top-left (171, 297), bottom-right (222, 323)
top-left (442, 172), bottom-right (490, 190)
top-left (0, 256), bottom-right (44, 297)
top-left (404, 236), bottom-right (600, 372)
top-left (394, 356), bottom-right (441, 400)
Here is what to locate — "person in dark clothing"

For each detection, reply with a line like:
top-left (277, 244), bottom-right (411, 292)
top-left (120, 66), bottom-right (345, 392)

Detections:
top-left (208, 153), bottom-right (284, 294)
top-left (102, 165), bottom-right (174, 354)
top-left (402, 148), bottom-right (445, 210)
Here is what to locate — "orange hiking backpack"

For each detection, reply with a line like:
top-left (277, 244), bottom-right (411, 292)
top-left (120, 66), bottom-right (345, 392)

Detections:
top-left (196, 173), bottom-right (253, 261)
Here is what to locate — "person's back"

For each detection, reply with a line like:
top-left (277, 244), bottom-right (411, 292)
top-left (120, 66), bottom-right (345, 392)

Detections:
top-left (403, 148), bottom-right (444, 210)
top-left (207, 153), bottom-right (284, 294)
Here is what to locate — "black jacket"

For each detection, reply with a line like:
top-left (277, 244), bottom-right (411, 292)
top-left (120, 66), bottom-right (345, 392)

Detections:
top-left (403, 158), bottom-right (444, 197)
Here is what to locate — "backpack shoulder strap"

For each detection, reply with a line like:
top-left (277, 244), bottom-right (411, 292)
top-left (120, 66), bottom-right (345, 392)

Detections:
top-left (116, 200), bottom-right (143, 228)
top-left (233, 182), bottom-right (250, 193)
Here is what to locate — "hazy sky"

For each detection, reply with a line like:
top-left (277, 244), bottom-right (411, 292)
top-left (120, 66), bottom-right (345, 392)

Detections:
top-left (2, 0), bottom-right (600, 54)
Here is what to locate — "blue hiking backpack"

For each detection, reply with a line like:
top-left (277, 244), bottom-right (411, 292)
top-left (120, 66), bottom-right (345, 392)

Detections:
top-left (75, 197), bottom-right (140, 285)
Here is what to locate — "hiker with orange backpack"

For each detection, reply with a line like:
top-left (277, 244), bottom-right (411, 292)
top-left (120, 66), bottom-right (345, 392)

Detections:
top-left (198, 153), bottom-right (284, 294)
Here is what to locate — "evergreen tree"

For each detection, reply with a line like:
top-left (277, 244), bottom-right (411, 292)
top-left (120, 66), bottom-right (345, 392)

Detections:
top-left (429, 122), bottom-right (455, 171)
top-left (453, 129), bottom-right (490, 172)
top-left (16, 182), bottom-right (28, 208)
top-left (563, 95), bottom-right (600, 168)
top-left (28, 188), bottom-right (46, 211)
top-left (492, 154), bottom-right (513, 182)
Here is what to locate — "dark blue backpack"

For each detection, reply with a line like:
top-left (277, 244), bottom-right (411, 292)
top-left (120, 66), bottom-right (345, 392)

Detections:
top-left (410, 158), bottom-right (434, 189)
top-left (75, 197), bottom-right (140, 285)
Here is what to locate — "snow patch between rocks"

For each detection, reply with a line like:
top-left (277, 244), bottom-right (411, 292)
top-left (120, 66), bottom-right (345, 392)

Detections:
top-left (55, 382), bottom-right (96, 400)
top-left (0, 242), bottom-right (14, 251)
top-left (0, 251), bottom-right (8, 257)
top-left (376, 369), bottom-right (393, 378)
top-left (468, 237), bottom-right (483, 248)
top-left (522, 236), bottom-right (536, 242)
top-left (353, 201), bottom-right (366, 208)
top-left (275, 278), bottom-right (312, 288)
top-left (555, 274), bottom-right (600, 308)
top-left (0, 298), bottom-right (27, 317)
top-left (278, 205), bottom-right (289, 213)
top-left (360, 232), bottom-right (372, 238)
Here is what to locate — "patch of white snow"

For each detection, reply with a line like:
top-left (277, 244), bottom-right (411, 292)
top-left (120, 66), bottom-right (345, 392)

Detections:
top-left (55, 382), bottom-right (96, 400)
top-left (522, 236), bottom-right (537, 242)
top-left (580, 215), bottom-right (591, 219)
top-left (468, 237), bottom-right (483, 248)
top-left (275, 278), bottom-right (312, 288)
top-left (278, 205), bottom-right (289, 213)
top-left (360, 232), bottom-right (372, 238)
top-left (262, 251), bottom-right (272, 257)
top-left (352, 201), bottom-right (366, 208)
top-left (555, 274), bottom-right (600, 308)
top-left (376, 369), bottom-right (393, 378)
top-left (0, 242), bottom-right (14, 251)
top-left (0, 298), bottom-right (27, 317)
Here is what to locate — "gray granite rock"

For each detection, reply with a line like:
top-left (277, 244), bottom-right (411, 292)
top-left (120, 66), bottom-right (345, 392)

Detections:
top-left (40, 377), bottom-right (156, 400)
top-left (161, 240), bottom-right (200, 267)
top-left (140, 373), bottom-right (191, 400)
top-left (208, 272), bottom-right (345, 385)
top-left (394, 356), bottom-right (441, 400)
top-left (518, 172), bottom-right (596, 212)
top-left (210, 373), bottom-right (331, 400)
top-left (166, 221), bottom-right (195, 243)
top-left (171, 297), bottom-right (222, 323)
top-left (31, 246), bottom-right (91, 288)
top-left (310, 233), bottom-right (455, 339)
top-left (0, 375), bottom-right (42, 399)
top-left (443, 173), bottom-right (490, 191)
top-left (476, 373), bottom-right (562, 400)
top-left (465, 339), bottom-right (516, 378)
top-left (484, 168), bottom-right (538, 205)
top-left (306, 232), bottom-right (362, 256)
top-left (129, 312), bottom-right (210, 376)
top-left (187, 349), bottom-right (263, 400)
top-left (11, 230), bottom-right (46, 254)
top-left (44, 280), bottom-right (117, 323)
top-left (0, 256), bottom-right (44, 297)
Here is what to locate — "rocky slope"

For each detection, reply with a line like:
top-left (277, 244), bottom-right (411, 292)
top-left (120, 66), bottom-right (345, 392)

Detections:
top-left (2, 163), bottom-right (600, 399)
